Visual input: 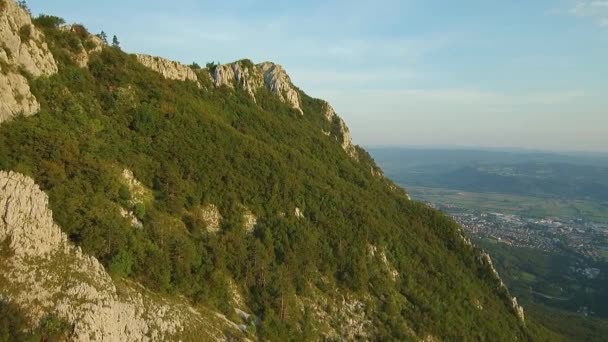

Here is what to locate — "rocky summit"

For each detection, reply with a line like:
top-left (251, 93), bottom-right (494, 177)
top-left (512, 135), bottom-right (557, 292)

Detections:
top-left (0, 0), bottom-right (559, 341)
top-left (0, 0), bottom-right (56, 123)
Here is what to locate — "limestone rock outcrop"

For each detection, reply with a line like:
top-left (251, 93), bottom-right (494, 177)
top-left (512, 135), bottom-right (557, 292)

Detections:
top-left (322, 102), bottom-right (358, 160)
top-left (0, 171), bottom-right (66, 258)
top-left (198, 203), bottom-right (222, 233)
top-left (211, 60), bottom-right (303, 114)
top-left (121, 169), bottom-right (150, 206)
top-left (258, 62), bottom-right (302, 114)
top-left (0, 0), bottom-right (58, 123)
top-left (479, 251), bottom-right (525, 322)
top-left (0, 0), bottom-right (57, 77)
top-left (301, 288), bottom-right (378, 341)
top-left (135, 55), bottom-right (358, 159)
top-left (0, 171), bottom-right (240, 341)
top-left (368, 245), bottom-right (399, 281)
top-left (59, 24), bottom-right (104, 68)
top-left (294, 207), bottom-right (305, 219)
top-left (213, 62), bottom-right (262, 99)
top-left (336, 117), bottom-right (358, 160)
top-left (0, 70), bottom-right (40, 123)
top-left (242, 207), bottom-right (257, 233)
top-left (136, 54), bottom-right (199, 84)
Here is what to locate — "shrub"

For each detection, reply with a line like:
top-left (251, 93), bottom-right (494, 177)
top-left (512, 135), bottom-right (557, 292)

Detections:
top-left (133, 203), bottom-right (146, 220)
top-left (19, 24), bottom-right (32, 41)
top-left (240, 58), bottom-right (254, 70)
top-left (206, 61), bottom-right (218, 73)
top-left (37, 314), bottom-right (71, 341)
top-left (118, 184), bottom-right (130, 201)
top-left (109, 250), bottom-right (134, 277)
top-left (33, 15), bottom-right (65, 29)
top-left (83, 38), bottom-right (97, 51)
top-left (17, 0), bottom-right (30, 15)
top-left (0, 299), bottom-right (30, 341)
top-left (71, 24), bottom-right (89, 40)
top-left (0, 0), bottom-right (7, 13)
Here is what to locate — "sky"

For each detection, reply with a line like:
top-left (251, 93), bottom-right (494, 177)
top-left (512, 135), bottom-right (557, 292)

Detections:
top-left (27, 0), bottom-right (608, 153)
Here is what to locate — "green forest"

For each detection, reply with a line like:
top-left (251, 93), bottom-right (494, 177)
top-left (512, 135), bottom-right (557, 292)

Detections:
top-left (0, 13), bottom-right (560, 341)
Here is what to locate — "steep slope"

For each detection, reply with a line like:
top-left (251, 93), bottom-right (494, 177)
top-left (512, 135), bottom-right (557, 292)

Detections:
top-left (0, 171), bottom-right (243, 341)
top-left (0, 1), bottom-right (558, 340)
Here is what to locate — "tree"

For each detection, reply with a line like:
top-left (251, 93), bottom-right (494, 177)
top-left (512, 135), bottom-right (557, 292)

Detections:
top-left (17, 1), bottom-right (30, 15)
top-left (112, 35), bottom-right (120, 48)
top-left (206, 62), bottom-right (218, 73)
top-left (33, 15), bottom-right (66, 29)
top-left (99, 30), bottom-right (108, 44)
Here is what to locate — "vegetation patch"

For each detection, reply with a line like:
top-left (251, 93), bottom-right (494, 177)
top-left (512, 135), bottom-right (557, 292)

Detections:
top-left (18, 25), bottom-right (32, 41)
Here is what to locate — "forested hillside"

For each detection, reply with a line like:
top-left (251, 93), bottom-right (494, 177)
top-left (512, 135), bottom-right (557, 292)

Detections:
top-left (0, 1), bottom-right (559, 340)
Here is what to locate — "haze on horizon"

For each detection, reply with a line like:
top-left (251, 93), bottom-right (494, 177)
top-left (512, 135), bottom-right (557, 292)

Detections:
top-left (27, 0), bottom-right (608, 153)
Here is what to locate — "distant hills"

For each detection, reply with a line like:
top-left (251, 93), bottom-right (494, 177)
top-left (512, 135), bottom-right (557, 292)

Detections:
top-left (370, 147), bottom-right (608, 202)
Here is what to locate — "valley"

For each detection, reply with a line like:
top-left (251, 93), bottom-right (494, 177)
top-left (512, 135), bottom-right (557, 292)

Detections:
top-left (372, 147), bottom-right (608, 341)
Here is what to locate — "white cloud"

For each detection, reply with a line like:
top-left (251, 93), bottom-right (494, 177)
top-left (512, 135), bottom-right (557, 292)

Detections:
top-left (570, 0), bottom-right (608, 27)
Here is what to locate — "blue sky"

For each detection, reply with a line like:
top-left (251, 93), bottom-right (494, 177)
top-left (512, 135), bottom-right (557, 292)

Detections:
top-left (27, 0), bottom-right (608, 152)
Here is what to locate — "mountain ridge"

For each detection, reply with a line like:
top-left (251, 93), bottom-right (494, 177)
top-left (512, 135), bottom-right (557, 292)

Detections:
top-left (0, 1), bottom-right (559, 340)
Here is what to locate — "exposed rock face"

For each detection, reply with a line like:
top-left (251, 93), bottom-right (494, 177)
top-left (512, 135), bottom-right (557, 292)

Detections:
top-left (198, 203), bottom-right (222, 233)
top-left (0, 171), bottom-right (66, 258)
top-left (213, 62), bottom-right (262, 100)
top-left (242, 207), bottom-right (257, 233)
top-left (323, 102), bottom-right (358, 159)
top-left (118, 169), bottom-right (147, 229)
top-left (0, 171), bottom-right (239, 341)
top-left (121, 169), bottom-right (149, 206)
top-left (212, 60), bottom-right (303, 114)
top-left (368, 245), bottom-right (399, 281)
top-left (511, 297), bottom-right (525, 322)
top-left (136, 54), bottom-right (199, 84)
top-left (294, 207), bottom-right (304, 219)
top-left (0, 70), bottom-right (40, 123)
top-left (479, 251), bottom-right (525, 323)
top-left (119, 207), bottom-right (143, 229)
top-left (59, 25), bottom-right (104, 68)
top-left (258, 62), bottom-right (302, 114)
top-left (301, 288), bottom-right (378, 341)
top-left (135, 56), bottom-right (358, 159)
top-left (0, 0), bottom-right (57, 77)
top-left (323, 101), bottom-right (336, 122)
top-left (336, 117), bottom-right (358, 160)
top-left (0, 0), bottom-right (58, 123)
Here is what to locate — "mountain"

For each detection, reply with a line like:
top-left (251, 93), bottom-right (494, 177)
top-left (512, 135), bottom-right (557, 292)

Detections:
top-left (370, 147), bottom-right (608, 202)
top-left (0, 1), bottom-right (557, 340)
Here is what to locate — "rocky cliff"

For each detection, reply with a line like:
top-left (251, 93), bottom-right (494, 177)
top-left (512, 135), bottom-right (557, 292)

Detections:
top-left (211, 60), bottom-right (303, 114)
top-left (136, 54), bottom-right (200, 85)
top-left (0, 171), bottom-right (243, 341)
top-left (60, 24), bottom-right (104, 68)
top-left (323, 101), bottom-right (358, 159)
top-left (136, 56), bottom-right (360, 159)
top-left (0, 0), bottom-right (57, 123)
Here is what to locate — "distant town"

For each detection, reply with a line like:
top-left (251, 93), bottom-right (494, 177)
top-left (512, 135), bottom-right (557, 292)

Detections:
top-left (424, 201), bottom-right (608, 261)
